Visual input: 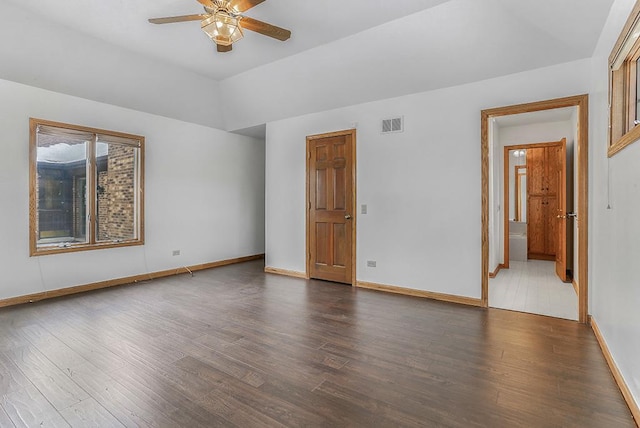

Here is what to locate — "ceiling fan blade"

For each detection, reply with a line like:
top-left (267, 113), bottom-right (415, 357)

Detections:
top-left (240, 17), bottom-right (291, 41)
top-left (148, 14), bottom-right (209, 24)
top-left (228, 0), bottom-right (265, 13)
top-left (196, 0), bottom-right (216, 8)
top-left (217, 44), bottom-right (233, 52)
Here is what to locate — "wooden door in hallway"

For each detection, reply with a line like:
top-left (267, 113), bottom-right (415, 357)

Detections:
top-left (526, 141), bottom-right (563, 262)
top-left (306, 130), bottom-right (356, 284)
top-left (525, 139), bottom-right (568, 281)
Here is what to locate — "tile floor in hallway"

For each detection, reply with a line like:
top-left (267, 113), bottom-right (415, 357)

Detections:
top-left (489, 259), bottom-right (578, 321)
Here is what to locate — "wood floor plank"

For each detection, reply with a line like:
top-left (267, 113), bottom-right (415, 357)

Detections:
top-left (314, 379), bottom-right (441, 427)
top-left (2, 384), bottom-right (70, 427)
top-left (19, 323), bottom-right (88, 372)
top-left (4, 345), bottom-right (89, 411)
top-left (114, 356), bottom-right (215, 403)
top-left (65, 361), bottom-right (174, 427)
top-left (101, 366), bottom-right (191, 426)
top-left (106, 360), bottom-right (233, 427)
top-left (0, 260), bottom-right (634, 427)
top-left (177, 356), bottom-right (327, 427)
top-left (0, 353), bottom-right (31, 396)
top-left (197, 387), bottom-right (286, 428)
top-left (120, 296), bottom-right (226, 340)
top-left (59, 398), bottom-right (124, 428)
top-left (42, 324), bottom-right (128, 374)
top-left (163, 401), bottom-right (235, 428)
top-left (257, 375), bottom-right (384, 426)
top-left (155, 332), bottom-right (267, 388)
top-left (89, 324), bottom-right (187, 369)
top-left (0, 404), bottom-right (15, 427)
top-left (0, 328), bottom-right (29, 353)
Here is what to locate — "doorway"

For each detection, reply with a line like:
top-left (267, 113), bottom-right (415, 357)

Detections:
top-left (306, 129), bottom-right (356, 285)
top-left (493, 139), bottom-right (577, 320)
top-left (481, 95), bottom-right (589, 323)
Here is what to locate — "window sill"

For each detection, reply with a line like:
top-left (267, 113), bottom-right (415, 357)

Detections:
top-left (609, 125), bottom-right (640, 157)
top-left (30, 239), bottom-right (144, 257)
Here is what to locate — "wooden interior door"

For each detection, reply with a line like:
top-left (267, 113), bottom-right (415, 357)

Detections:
top-left (307, 131), bottom-right (355, 284)
top-left (555, 138), bottom-right (568, 281)
top-left (527, 147), bottom-right (553, 260)
top-left (527, 143), bottom-right (566, 260)
top-left (527, 195), bottom-right (546, 256)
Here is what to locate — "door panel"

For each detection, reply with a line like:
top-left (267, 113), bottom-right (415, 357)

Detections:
top-left (546, 146), bottom-right (559, 196)
top-left (334, 167), bottom-right (346, 210)
top-left (528, 148), bottom-right (545, 194)
top-left (333, 223), bottom-right (347, 267)
top-left (528, 196), bottom-right (545, 255)
top-left (308, 132), bottom-right (355, 284)
top-left (315, 169), bottom-right (328, 209)
top-left (315, 223), bottom-right (329, 265)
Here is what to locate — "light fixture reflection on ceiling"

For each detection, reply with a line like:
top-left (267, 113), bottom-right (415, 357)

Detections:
top-left (201, 12), bottom-right (243, 46)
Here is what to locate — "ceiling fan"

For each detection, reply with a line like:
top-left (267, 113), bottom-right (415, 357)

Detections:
top-left (148, 0), bottom-right (291, 53)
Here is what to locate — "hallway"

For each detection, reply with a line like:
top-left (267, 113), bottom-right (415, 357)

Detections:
top-left (490, 260), bottom-right (578, 320)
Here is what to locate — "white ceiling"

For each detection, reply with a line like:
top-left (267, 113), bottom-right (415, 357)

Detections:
top-left (0, 0), bottom-right (615, 133)
top-left (3, 0), bottom-right (449, 81)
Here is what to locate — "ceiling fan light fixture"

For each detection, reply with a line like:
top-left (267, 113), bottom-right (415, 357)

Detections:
top-left (201, 12), bottom-right (243, 46)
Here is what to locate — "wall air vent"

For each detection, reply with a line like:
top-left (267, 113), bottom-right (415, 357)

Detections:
top-left (381, 116), bottom-right (404, 134)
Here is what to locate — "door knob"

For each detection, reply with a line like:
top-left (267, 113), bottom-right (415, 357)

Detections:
top-left (345, 214), bottom-right (352, 220)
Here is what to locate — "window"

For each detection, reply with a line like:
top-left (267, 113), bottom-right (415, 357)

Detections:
top-left (29, 118), bottom-right (144, 255)
top-left (609, 0), bottom-right (640, 156)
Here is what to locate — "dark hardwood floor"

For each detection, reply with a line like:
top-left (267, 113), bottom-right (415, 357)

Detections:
top-left (0, 260), bottom-right (634, 427)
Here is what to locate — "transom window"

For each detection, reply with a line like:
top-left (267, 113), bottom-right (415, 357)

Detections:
top-left (29, 118), bottom-right (144, 255)
top-left (609, 0), bottom-right (640, 156)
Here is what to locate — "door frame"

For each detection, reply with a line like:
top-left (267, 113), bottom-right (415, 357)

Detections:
top-left (503, 140), bottom-right (564, 267)
top-left (306, 129), bottom-right (357, 285)
top-left (481, 94), bottom-right (589, 323)
top-left (514, 164), bottom-right (526, 223)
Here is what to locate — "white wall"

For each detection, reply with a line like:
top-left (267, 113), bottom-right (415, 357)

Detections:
top-left (0, 78), bottom-right (265, 300)
top-left (266, 59), bottom-right (591, 299)
top-left (589, 0), bottom-right (640, 409)
top-left (499, 120), bottom-right (574, 149)
top-left (221, 0), bottom-right (609, 133)
top-left (0, 1), bottom-right (225, 130)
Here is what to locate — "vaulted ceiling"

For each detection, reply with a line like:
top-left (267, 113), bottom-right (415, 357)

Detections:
top-left (0, 0), bottom-right (614, 135)
top-left (4, 0), bottom-right (449, 81)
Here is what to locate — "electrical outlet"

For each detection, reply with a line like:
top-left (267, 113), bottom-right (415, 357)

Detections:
top-left (367, 260), bottom-right (376, 267)
top-left (361, 204), bottom-right (367, 214)
top-left (172, 250), bottom-right (180, 256)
